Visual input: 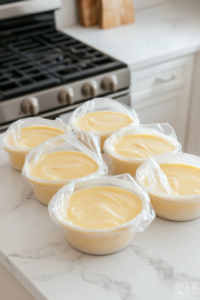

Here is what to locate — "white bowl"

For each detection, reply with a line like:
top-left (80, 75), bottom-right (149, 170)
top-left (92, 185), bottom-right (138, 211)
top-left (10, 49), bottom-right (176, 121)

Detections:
top-left (136, 153), bottom-right (200, 221)
top-left (48, 175), bottom-right (155, 255)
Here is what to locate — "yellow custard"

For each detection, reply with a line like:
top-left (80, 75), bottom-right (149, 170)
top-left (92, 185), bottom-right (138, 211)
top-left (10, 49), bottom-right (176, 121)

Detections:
top-left (160, 164), bottom-right (200, 196)
top-left (114, 134), bottom-right (175, 159)
top-left (66, 186), bottom-right (142, 230)
top-left (29, 151), bottom-right (99, 181)
top-left (74, 111), bottom-right (133, 133)
top-left (7, 126), bottom-right (65, 149)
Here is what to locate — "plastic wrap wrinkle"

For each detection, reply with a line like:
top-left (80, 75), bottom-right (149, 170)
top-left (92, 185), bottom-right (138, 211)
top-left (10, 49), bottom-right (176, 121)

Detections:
top-left (143, 158), bottom-right (173, 195)
top-left (135, 153), bottom-right (200, 222)
top-left (136, 153), bottom-right (200, 197)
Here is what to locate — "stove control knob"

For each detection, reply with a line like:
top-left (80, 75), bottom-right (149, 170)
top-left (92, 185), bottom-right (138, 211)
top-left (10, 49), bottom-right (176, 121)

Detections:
top-left (101, 75), bottom-right (118, 92)
top-left (58, 87), bottom-right (74, 105)
top-left (21, 97), bottom-right (39, 115)
top-left (82, 80), bottom-right (98, 98)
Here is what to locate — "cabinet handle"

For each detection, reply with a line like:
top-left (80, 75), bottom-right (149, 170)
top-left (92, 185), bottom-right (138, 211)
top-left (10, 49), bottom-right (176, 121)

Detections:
top-left (156, 75), bottom-right (175, 83)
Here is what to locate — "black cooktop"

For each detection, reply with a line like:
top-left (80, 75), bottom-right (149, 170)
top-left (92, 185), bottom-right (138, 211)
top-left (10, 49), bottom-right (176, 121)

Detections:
top-left (0, 12), bottom-right (126, 101)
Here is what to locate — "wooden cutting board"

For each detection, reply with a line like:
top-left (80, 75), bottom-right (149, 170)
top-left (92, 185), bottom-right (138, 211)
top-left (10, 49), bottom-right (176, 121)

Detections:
top-left (77, 0), bottom-right (134, 29)
top-left (99, 0), bottom-right (135, 29)
top-left (77, 0), bottom-right (98, 27)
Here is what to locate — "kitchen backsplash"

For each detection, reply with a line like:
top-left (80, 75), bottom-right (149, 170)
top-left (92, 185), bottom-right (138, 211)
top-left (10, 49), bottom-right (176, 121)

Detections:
top-left (55, 0), bottom-right (176, 28)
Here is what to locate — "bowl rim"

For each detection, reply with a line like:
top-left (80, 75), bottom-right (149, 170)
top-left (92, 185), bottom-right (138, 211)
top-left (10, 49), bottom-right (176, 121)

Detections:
top-left (70, 109), bottom-right (139, 136)
top-left (51, 183), bottom-right (150, 236)
top-left (3, 125), bottom-right (66, 153)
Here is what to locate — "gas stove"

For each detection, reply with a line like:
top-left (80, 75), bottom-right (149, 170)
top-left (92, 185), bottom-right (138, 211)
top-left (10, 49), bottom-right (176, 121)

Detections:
top-left (0, 0), bottom-right (130, 130)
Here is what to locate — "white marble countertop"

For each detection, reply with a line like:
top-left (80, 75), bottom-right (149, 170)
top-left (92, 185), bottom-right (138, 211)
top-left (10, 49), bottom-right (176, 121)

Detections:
top-left (62, 0), bottom-right (200, 71)
top-left (0, 145), bottom-right (200, 300)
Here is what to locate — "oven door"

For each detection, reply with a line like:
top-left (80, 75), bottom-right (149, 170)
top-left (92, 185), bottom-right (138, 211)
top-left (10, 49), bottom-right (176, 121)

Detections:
top-left (0, 89), bottom-right (130, 131)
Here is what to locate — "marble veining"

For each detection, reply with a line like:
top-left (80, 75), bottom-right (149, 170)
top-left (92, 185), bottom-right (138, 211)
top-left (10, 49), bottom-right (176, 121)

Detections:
top-left (129, 244), bottom-right (200, 285)
top-left (8, 242), bottom-right (135, 299)
top-left (0, 143), bottom-right (200, 300)
top-left (8, 243), bottom-right (135, 300)
top-left (15, 186), bottom-right (36, 210)
top-left (81, 270), bottom-right (134, 300)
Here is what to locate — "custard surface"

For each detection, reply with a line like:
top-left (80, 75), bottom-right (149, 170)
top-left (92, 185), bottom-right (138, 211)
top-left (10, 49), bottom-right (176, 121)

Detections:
top-left (74, 111), bottom-right (133, 133)
top-left (66, 186), bottom-right (142, 230)
top-left (114, 134), bottom-right (175, 159)
top-left (29, 151), bottom-right (99, 181)
top-left (7, 126), bottom-right (65, 149)
top-left (160, 164), bottom-right (200, 196)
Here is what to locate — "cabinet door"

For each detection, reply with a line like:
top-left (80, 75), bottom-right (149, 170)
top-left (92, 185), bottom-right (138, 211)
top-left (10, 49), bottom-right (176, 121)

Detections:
top-left (132, 90), bottom-right (188, 148)
top-left (186, 52), bottom-right (200, 155)
top-left (131, 55), bottom-right (194, 149)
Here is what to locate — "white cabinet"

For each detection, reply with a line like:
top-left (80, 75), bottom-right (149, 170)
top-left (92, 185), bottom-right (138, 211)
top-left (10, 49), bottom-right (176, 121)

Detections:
top-left (131, 55), bottom-right (194, 149)
top-left (132, 91), bottom-right (187, 146)
top-left (186, 52), bottom-right (200, 155)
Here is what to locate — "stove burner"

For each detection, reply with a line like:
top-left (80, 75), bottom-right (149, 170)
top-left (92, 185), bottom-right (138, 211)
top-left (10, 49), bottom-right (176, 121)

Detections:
top-left (0, 14), bottom-right (125, 101)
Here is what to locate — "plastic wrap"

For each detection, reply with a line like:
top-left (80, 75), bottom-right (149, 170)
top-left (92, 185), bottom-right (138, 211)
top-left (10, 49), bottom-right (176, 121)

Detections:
top-left (136, 153), bottom-right (200, 221)
top-left (136, 153), bottom-right (200, 196)
top-left (103, 123), bottom-right (181, 176)
top-left (49, 173), bottom-right (155, 233)
top-left (69, 98), bottom-right (139, 151)
top-left (104, 123), bottom-right (181, 163)
top-left (22, 131), bottom-right (108, 205)
top-left (69, 97), bottom-right (139, 131)
top-left (2, 117), bottom-right (71, 171)
top-left (48, 173), bottom-right (155, 254)
top-left (2, 117), bottom-right (70, 151)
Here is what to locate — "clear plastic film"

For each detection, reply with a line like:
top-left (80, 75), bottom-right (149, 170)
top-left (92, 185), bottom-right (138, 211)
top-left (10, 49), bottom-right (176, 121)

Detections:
top-left (22, 131), bottom-right (108, 186)
top-left (1, 117), bottom-right (71, 151)
top-left (69, 97), bottom-right (140, 135)
top-left (48, 173), bottom-right (155, 235)
top-left (104, 123), bottom-right (182, 163)
top-left (136, 153), bottom-right (200, 197)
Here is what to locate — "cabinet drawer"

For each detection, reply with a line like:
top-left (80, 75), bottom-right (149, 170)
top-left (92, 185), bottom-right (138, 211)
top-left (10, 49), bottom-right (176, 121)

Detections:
top-left (131, 56), bottom-right (193, 100)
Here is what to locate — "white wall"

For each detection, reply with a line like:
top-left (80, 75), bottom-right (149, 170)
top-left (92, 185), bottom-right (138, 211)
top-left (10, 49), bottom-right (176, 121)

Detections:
top-left (56, 0), bottom-right (175, 28)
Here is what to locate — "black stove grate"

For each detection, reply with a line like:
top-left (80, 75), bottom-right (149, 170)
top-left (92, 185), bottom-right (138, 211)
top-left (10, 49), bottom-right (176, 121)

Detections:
top-left (0, 12), bottom-right (126, 101)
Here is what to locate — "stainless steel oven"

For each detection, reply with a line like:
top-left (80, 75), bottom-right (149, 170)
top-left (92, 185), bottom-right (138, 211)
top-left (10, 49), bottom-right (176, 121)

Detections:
top-left (0, 0), bottom-right (131, 130)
